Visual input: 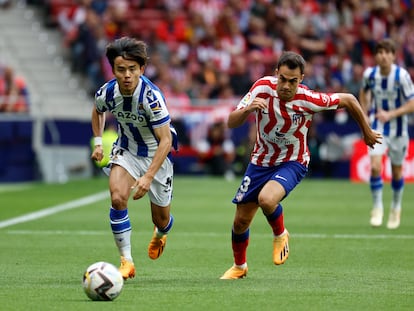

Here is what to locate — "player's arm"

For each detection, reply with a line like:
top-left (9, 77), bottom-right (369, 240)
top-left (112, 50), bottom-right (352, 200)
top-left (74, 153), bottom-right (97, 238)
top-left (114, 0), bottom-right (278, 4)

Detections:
top-left (91, 108), bottom-right (106, 162)
top-left (145, 124), bottom-right (172, 179)
top-left (228, 97), bottom-right (267, 128)
top-left (131, 123), bottom-right (172, 200)
top-left (337, 93), bottom-right (382, 148)
top-left (376, 98), bottom-right (414, 123)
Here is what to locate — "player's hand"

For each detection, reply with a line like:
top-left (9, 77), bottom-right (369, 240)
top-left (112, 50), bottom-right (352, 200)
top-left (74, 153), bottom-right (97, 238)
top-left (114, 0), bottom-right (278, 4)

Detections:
top-left (250, 98), bottom-right (268, 112)
top-left (375, 109), bottom-right (392, 123)
top-left (91, 145), bottom-right (104, 162)
top-left (131, 176), bottom-right (151, 200)
top-left (364, 130), bottom-right (383, 148)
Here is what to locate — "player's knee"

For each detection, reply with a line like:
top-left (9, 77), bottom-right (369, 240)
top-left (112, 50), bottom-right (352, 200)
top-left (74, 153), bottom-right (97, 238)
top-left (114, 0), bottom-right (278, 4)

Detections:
top-left (233, 216), bottom-right (251, 233)
top-left (258, 193), bottom-right (279, 210)
top-left (111, 193), bottom-right (128, 209)
top-left (370, 165), bottom-right (382, 177)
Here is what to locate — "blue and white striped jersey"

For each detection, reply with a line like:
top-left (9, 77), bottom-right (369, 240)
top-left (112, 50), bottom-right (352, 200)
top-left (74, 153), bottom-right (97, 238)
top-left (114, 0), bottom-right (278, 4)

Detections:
top-left (95, 76), bottom-right (177, 157)
top-left (362, 64), bottom-right (414, 137)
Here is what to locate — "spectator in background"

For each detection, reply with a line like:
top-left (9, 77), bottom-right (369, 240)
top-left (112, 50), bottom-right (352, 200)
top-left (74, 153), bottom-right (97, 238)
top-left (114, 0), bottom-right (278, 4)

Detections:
top-left (163, 78), bottom-right (192, 146)
top-left (344, 63), bottom-right (364, 97)
top-left (0, 65), bottom-right (30, 113)
top-left (188, 0), bottom-right (223, 27)
top-left (244, 15), bottom-right (274, 61)
top-left (350, 24), bottom-right (376, 67)
top-left (229, 55), bottom-right (253, 96)
top-left (196, 121), bottom-right (235, 180)
top-left (398, 7), bottom-right (414, 77)
top-left (246, 49), bottom-right (267, 83)
top-left (155, 8), bottom-right (188, 53)
top-left (216, 7), bottom-right (247, 57)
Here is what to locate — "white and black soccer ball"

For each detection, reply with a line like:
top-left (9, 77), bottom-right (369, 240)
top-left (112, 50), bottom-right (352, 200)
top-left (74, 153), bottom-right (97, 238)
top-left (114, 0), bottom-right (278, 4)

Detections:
top-left (82, 261), bottom-right (124, 301)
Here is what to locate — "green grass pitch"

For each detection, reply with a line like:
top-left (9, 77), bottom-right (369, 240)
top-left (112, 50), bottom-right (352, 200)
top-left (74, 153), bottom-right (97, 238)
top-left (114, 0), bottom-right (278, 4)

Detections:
top-left (0, 176), bottom-right (413, 311)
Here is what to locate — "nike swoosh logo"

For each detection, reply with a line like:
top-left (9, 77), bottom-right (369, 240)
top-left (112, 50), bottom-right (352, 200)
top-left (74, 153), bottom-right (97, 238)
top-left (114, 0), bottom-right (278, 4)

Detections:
top-left (275, 174), bottom-right (287, 182)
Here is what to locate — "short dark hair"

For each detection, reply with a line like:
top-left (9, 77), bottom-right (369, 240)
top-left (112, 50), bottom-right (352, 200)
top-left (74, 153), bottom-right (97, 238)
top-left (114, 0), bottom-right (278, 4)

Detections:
top-left (106, 37), bottom-right (149, 68)
top-left (374, 38), bottom-right (396, 54)
top-left (277, 51), bottom-right (306, 75)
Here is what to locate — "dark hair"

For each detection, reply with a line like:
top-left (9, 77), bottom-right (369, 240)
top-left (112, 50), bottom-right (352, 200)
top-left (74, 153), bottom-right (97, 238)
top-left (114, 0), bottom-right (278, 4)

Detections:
top-left (277, 51), bottom-right (306, 75)
top-left (106, 37), bottom-right (149, 68)
top-left (374, 38), bottom-right (396, 54)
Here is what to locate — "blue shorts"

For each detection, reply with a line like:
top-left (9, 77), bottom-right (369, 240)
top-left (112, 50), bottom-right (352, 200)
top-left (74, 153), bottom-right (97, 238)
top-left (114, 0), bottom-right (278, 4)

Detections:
top-left (232, 161), bottom-right (308, 204)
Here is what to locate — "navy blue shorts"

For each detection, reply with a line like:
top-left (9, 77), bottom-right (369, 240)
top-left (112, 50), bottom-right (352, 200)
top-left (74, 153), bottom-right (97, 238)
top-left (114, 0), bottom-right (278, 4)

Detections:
top-left (232, 161), bottom-right (308, 204)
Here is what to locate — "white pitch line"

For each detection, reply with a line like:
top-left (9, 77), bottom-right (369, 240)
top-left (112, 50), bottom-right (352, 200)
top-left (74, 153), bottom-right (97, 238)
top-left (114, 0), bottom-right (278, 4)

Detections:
top-left (0, 191), bottom-right (109, 229)
top-left (4, 230), bottom-right (414, 240)
top-left (0, 183), bottom-right (34, 193)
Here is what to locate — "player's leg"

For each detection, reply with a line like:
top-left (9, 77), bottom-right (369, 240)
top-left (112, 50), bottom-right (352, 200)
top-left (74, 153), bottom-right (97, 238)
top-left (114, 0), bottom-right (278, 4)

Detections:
top-left (146, 158), bottom-right (174, 260)
top-left (260, 161), bottom-right (307, 265)
top-left (386, 137), bottom-right (408, 229)
top-left (368, 140), bottom-right (387, 227)
top-left (259, 181), bottom-right (286, 236)
top-left (387, 165), bottom-right (403, 229)
top-left (148, 202), bottom-right (173, 259)
top-left (369, 155), bottom-right (384, 226)
top-left (109, 164), bottom-right (136, 279)
top-left (220, 202), bottom-right (259, 279)
top-left (259, 181), bottom-right (289, 265)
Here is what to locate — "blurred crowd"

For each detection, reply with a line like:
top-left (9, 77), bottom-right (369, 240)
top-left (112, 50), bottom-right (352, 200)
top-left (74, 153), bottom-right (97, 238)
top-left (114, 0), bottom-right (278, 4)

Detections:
top-left (17, 0), bottom-right (414, 176)
top-left (29, 0), bottom-right (414, 99)
top-left (0, 63), bottom-right (30, 113)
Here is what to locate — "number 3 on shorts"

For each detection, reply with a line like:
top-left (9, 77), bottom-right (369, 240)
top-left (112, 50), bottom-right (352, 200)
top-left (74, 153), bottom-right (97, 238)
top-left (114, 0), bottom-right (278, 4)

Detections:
top-left (240, 176), bottom-right (251, 193)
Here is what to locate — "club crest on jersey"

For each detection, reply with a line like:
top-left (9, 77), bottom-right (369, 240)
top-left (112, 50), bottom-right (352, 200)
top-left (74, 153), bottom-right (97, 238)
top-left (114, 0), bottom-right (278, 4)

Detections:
top-left (235, 191), bottom-right (245, 202)
top-left (138, 103), bottom-right (145, 114)
top-left (292, 113), bottom-right (304, 125)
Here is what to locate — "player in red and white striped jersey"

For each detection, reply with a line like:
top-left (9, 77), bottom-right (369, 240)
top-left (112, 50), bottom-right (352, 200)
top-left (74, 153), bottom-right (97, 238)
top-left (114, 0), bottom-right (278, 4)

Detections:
top-left (220, 51), bottom-right (382, 280)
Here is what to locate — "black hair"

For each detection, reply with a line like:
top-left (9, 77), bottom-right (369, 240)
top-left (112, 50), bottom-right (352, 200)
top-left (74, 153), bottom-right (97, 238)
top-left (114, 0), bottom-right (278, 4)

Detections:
top-left (277, 51), bottom-right (306, 75)
top-left (105, 37), bottom-right (149, 69)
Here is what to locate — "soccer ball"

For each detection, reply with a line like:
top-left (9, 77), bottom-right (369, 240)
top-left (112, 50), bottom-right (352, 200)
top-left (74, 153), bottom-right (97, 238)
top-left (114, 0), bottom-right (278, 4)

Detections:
top-left (82, 261), bottom-right (124, 301)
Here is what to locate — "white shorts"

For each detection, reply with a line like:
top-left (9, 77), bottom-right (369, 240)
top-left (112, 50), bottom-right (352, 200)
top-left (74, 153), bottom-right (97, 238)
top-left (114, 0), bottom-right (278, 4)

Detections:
top-left (109, 146), bottom-right (174, 207)
top-left (368, 136), bottom-right (409, 166)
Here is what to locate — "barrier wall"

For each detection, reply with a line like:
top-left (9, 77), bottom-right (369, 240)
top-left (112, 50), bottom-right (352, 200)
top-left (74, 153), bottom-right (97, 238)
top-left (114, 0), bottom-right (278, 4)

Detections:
top-left (0, 119), bottom-right (37, 182)
top-left (4, 109), bottom-right (413, 183)
top-left (0, 116), bottom-right (93, 183)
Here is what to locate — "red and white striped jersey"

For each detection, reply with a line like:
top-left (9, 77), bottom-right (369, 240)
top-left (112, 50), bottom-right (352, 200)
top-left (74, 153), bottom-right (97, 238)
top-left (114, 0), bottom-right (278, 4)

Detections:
top-left (235, 76), bottom-right (341, 167)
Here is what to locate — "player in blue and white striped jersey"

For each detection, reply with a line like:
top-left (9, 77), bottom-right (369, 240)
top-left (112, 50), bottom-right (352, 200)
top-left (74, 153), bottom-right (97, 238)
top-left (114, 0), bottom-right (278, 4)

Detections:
top-left (360, 38), bottom-right (414, 229)
top-left (91, 37), bottom-right (177, 279)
